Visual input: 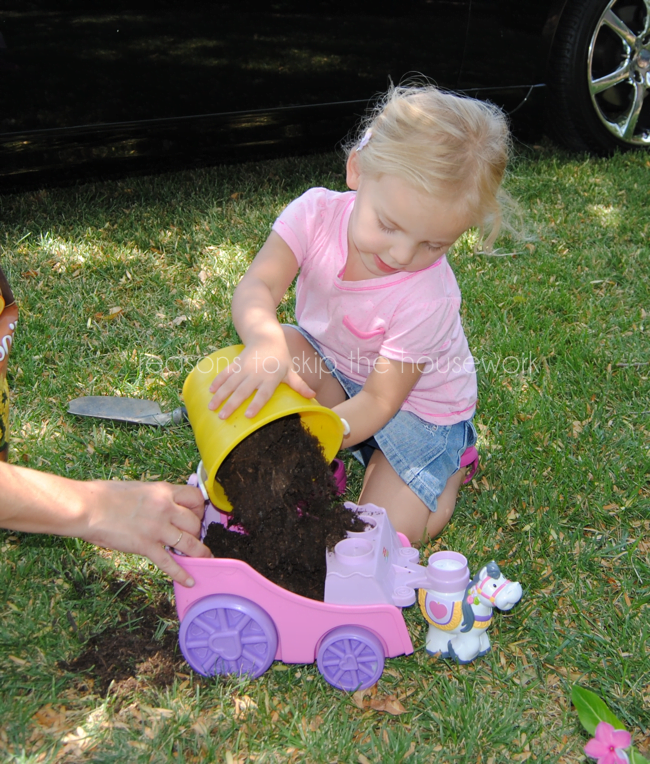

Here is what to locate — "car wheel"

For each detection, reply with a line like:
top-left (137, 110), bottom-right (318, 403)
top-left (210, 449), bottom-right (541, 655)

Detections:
top-left (316, 625), bottom-right (385, 691)
top-left (548, 0), bottom-right (650, 153)
top-left (178, 594), bottom-right (278, 678)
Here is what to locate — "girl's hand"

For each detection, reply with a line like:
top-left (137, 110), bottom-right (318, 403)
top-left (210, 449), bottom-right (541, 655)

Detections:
top-left (208, 341), bottom-right (315, 419)
top-left (208, 230), bottom-right (310, 418)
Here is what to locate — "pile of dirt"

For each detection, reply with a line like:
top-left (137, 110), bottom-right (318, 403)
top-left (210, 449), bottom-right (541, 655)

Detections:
top-left (59, 589), bottom-right (182, 694)
top-left (203, 415), bottom-right (365, 600)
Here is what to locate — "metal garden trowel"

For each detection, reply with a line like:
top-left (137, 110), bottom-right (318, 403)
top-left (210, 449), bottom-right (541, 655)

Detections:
top-left (68, 396), bottom-right (187, 426)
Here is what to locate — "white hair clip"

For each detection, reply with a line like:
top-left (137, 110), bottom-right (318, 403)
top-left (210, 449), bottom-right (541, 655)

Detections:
top-left (356, 129), bottom-right (372, 152)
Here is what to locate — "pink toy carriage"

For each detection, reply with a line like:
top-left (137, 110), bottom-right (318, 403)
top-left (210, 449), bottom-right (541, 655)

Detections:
top-left (171, 459), bottom-right (438, 691)
top-left (172, 448), bottom-right (479, 691)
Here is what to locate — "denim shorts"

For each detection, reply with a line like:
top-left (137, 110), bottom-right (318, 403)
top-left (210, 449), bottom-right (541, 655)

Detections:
top-left (288, 325), bottom-right (477, 513)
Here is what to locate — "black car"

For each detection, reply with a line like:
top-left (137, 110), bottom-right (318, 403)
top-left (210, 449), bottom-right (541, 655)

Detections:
top-left (1, 0), bottom-right (648, 188)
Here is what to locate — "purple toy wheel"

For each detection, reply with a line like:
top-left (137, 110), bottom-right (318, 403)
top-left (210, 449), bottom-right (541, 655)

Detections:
top-left (316, 626), bottom-right (385, 691)
top-left (179, 595), bottom-right (278, 679)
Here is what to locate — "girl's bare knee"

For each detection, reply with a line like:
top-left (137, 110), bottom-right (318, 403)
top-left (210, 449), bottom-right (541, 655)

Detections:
top-left (360, 453), bottom-right (468, 543)
top-left (425, 467), bottom-right (466, 539)
top-left (425, 502), bottom-right (455, 539)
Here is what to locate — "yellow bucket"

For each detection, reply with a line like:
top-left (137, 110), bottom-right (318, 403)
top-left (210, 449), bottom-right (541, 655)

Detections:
top-left (182, 345), bottom-right (344, 511)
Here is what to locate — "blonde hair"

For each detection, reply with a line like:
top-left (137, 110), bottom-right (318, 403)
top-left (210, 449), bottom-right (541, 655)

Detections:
top-left (348, 84), bottom-right (515, 250)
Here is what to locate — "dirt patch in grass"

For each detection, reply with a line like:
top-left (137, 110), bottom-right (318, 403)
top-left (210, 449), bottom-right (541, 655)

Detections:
top-left (59, 587), bottom-right (182, 695)
top-left (204, 414), bottom-right (365, 600)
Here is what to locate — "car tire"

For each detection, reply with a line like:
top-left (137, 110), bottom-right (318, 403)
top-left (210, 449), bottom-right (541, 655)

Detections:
top-left (316, 625), bottom-right (385, 691)
top-left (178, 594), bottom-right (278, 678)
top-left (547, 0), bottom-right (650, 153)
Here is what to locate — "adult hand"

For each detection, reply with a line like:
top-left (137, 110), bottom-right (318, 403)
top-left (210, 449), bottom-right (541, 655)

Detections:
top-left (80, 480), bottom-right (212, 587)
top-left (0, 463), bottom-right (212, 587)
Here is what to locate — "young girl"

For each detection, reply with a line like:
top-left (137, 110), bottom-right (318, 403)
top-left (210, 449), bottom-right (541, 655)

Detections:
top-left (208, 85), bottom-right (512, 543)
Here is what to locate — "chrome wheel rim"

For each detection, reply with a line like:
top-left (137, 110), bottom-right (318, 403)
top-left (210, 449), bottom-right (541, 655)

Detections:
top-left (588, 0), bottom-right (650, 145)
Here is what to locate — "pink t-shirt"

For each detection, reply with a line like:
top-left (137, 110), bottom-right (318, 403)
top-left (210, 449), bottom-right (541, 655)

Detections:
top-left (272, 187), bottom-right (476, 425)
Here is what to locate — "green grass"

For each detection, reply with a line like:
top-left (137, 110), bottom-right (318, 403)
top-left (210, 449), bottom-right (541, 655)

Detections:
top-left (0, 144), bottom-right (648, 764)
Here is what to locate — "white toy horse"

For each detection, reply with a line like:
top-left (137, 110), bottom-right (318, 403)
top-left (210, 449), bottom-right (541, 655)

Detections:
top-left (419, 559), bottom-right (522, 664)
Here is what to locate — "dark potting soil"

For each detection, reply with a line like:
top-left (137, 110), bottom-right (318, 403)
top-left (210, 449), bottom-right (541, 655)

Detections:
top-left (59, 580), bottom-right (182, 695)
top-left (203, 414), bottom-right (365, 600)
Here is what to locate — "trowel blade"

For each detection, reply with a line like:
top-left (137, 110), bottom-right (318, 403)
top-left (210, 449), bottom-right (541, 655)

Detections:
top-left (68, 396), bottom-right (172, 426)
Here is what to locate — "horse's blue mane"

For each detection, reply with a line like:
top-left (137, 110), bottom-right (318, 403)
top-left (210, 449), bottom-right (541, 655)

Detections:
top-left (460, 573), bottom-right (480, 633)
top-left (486, 560), bottom-right (501, 579)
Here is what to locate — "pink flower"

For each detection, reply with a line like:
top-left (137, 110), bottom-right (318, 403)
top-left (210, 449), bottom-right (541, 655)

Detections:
top-left (584, 721), bottom-right (631, 764)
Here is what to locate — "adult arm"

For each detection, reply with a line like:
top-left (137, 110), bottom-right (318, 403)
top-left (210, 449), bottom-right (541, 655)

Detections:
top-left (208, 231), bottom-right (315, 418)
top-left (0, 462), bottom-right (212, 587)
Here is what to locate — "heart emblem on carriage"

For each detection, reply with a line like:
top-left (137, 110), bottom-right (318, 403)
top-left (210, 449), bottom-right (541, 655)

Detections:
top-left (209, 631), bottom-right (242, 661)
top-left (427, 599), bottom-right (449, 620)
top-left (339, 655), bottom-right (359, 671)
